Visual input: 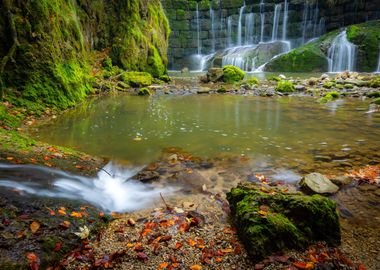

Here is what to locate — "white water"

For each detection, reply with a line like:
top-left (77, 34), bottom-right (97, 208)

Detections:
top-left (282, 0), bottom-right (288, 40)
top-left (227, 16), bottom-right (233, 47)
top-left (260, 0), bottom-right (265, 42)
top-left (237, 2), bottom-right (246, 46)
top-left (222, 45), bottom-right (258, 71)
top-left (271, 4), bottom-right (282, 41)
top-left (210, 7), bottom-right (215, 52)
top-left (377, 49), bottom-right (380, 72)
top-left (328, 31), bottom-right (357, 73)
top-left (245, 13), bottom-right (254, 45)
top-left (0, 163), bottom-right (175, 212)
top-left (196, 3), bottom-right (201, 54)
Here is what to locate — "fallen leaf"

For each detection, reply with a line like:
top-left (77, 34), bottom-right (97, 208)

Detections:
top-left (134, 243), bottom-right (144, 252)
top-left (53, 242), bottom-right (62, 252)
top-left (74, 225), bottom-right (89, 239)
top-left (220, 248), bottom-right (234, 254)
top-left (70, 212), bottom-right (83, 218)
top-left (30, 221), bottom-right (40, 234)
top-left (127, 218), bottom-right (136, 226)
top-left (187, 238), bottom-right (196, 247)
top-left (58, 209), bottom-right (66, 216)
top-left (190, 265), bottom-right (202, 270)
top-left (59, 220), bottom-right (71, 230)
top-left (215, 257), bottom-right (222, 263)
top-left (158, 262), bottom-right (169, 269)
top-left (174, 242), bottom-right (183, 249)
top-left (136, 252), bottom-right (149, 262)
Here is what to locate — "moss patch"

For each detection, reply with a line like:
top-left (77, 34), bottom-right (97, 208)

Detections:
top-left (276, 81), bottom-right (295, 93)
top-left (222, 65), bottom-right (245, 83)
top-left (227, 182), bottom-right (341, 262)
top-left (123, 72), bottom-right (153, 87)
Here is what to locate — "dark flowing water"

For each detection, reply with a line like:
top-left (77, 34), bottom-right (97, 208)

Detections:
top-left (29, 95), bottom-right (380, 173)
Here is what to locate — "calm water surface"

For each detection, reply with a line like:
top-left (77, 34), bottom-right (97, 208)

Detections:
top-left (31, 95), bottom-right (380, 169)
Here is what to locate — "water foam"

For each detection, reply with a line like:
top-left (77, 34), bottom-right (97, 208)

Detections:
top-left (0, 163), bottom-right (174, 212)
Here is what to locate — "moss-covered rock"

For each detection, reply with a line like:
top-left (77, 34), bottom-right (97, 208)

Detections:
top-left (367, 91), bottom-right (380, 98)
top-left (319, 91), bottom-right (340, 103)
top-left (138, 87), bottom-right (153, 96)
top-left (227, 182), bottom-right (341, 262)
top-left (123, 72), bottom-right (153, 87)
top-left (159, 75), bottom-right (172, 83)
top-left (276, 80), bottom-right (295, 93)
top-left (245, 77), bottom-right (260, 86)
top-left (0, 0), bottom-right (170, 112)
top-left (372, 97), bottom-right (380, 105)
top-left (222, 65), bottom-right (245, 83)
top-left (369, 76), bottom-right (380, 88)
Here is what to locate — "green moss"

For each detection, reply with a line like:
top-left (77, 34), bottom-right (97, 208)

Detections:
top-left (123, 72), bottom-right (153, 87)
top-left (217, 86), bottom-right (227, 93)
top-left (367, 92), bottom-right (380, 98)
top-left (222, 65), bottom-right (245, 83)
top-left (346, 21), bottom-right (380, 72)
top-left (103, 57), bottom-right (113, 71)
top-left (323, 82), bottom-right (335, 89)
top-left (267, 76), bottom-right (282, 82)
top-left (138, 87), bottom-right (152, 96)
top-left (319, 91), bottom-right (340, 103)
top-left (369, 76), bottom-right (380, 88)
top-left (227, 183), bottom-right (341, 261)
top-left (344, 84), bottom-right (354, 89)
top-left (0, 104), bottom-right (22, 128)
top-left (276, 80), bottom-right (295, 93)
top-left (245, 77), bottom-right (260, 86)
top-left (372, 97), bottom-right (380, 105)
top-left (159, 75), bottom-right (172, 83)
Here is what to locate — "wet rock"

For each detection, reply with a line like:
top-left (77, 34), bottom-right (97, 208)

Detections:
top-left (136, 170), bottom-right (160, 182)
top-left (295, 85), bottom-right (306, 91)
top-left (206, 67), bottom-right (224, 82)
top-left (331, 175), bottom-right (353, 186)
top-left (320, 74), bottom-right (329, 80)
top-left (300, 173), bottom-right (339, 194)
top-left (197, 87), bottom-right (211, 94)
top-left (314, 155), bottom-right (332, 162)
top-left (181, 67), bottom-right (189, 73)
top-left (227, 182), bottom-right (341, 262)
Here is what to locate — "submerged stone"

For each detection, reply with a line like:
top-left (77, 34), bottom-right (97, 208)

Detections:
top-left (300, 173), bottom-right (339, 194)
top-left (227, 182), bottom-right (341, 262)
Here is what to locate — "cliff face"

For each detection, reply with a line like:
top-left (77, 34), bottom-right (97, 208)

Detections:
top-left (161, 0), bottom-right (380, 70)
top-left (0, 0), bottom-right (169, 109)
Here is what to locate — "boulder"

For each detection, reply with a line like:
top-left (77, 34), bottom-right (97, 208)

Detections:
top-left (300, 173), bottom-right (339, 194)
top-left (227, 182), bottom-right (341, 262)
top-left (206, 68), bottom-right (224, 82)
top-left (295, 84), bottom-right (306, 91)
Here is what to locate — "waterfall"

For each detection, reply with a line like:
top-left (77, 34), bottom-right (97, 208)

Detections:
top-left (377, 50), bottom-right (380, 72)
top-left (328, 31), bottom-right (357, 73)
top-left (282, 0), bottom-right (288, 40)
top-left (271, 4), bottom-right (282, 41)
top-left (260, 0), bottom-right (265, 42)
top-left (222, 46), bottom-right (257, 71)
top-left (237, 2), bottom-right (246, 46)
top-left (196, 3), bottom-right (201, 54)
top-left (210, 7), bottom-right (215, 52)
top-left (301, 2), bottom-right (309, 44)
top-left (245, 13), bottom-right (254, 45)
top-left (312, 2), bottom-right (319, 37)
top-left (227, 16), bottom-right (233, 47)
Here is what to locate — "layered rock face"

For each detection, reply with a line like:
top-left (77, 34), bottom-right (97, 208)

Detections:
top-left (161, 0), bottom-right (380, 70)
top-left (0, 0), bottom-right (169, 109)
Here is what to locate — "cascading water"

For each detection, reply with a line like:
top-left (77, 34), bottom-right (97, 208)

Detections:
top-left (227, 16), bottom-right (233, 47)
top-left (377, 49), bottom-right (380, 73)
top-left (245, 13), bottom-right (254, 45)
top-left (260, 0), bottom-right (265, 42)
top-left (282, 0), bottom-right (288, 40)
top-left (328, 31), bottom-right (357, 73)
top-left (0, 163), bottom-right (175, 212)
top-left (271, 4), bottom-right (282, 41)
top-left (196, 3), bottom-right (201, 55)
top-left (210, 7), bottom-right (215, 52)
top-left (237, 2), bottom-right (246, 46)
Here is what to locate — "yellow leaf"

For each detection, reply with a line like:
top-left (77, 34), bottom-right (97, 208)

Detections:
top-left (30, 221), bottom-right (40, 234)
top-left (190, 265), bottom-right (202, 270)
top-left (58, 209), bottom-right (66, 215)
top-left (70, 212), bottom-right (83, 218)
top-left (258, 210), bottom-right (268, 216)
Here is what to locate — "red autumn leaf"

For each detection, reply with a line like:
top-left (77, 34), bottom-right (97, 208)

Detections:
top-left (145, 222), bottom-right (157, 229)
top-left (134, 243), bottom-right (144, 252)
top-left (152, 243), bottom-right (160, 255)
top-left (178, 221), bottom-right (190, 232)
top-left (53, 242), bottom-right (62, 252)
top-left (358, 264), bottom-right (366, 270)
top-left (158, 262), bottom-right (169, 269)
top-left (159, 235), bottom-right (172, 242)
top-left (136, 252), bottom-right (149, 262)
top-left (26, 253), bottom-right (40, 270)
top-left (174, 242), bottom-right (183, 249)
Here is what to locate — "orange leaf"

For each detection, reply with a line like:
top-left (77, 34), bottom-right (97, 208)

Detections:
top-left (26, 253), bottom-right (38, 261)
top-left (187, 238), bottom-right (196, 247)
top-left (127, 243), bottom-right (134, 248)
top-left (358, 264), bottom-right (366, 270)
top-left (293, 261), bottom-right (314, 269)
top-left (6, 157), bottom-right (14, 161)
top-left (190, 265), bottom-right (202, 270)
top-left (157, 262), bottom-right (169, 269)
top-left (215, 257), bottom-right (222, 263)
top-left (142, 228), bottom-right (152, 237)
top-left (258, 210), bottom-right (268, 216)
top-left (220, 248), bottom-right (233, 254)
top-left (58, 209), bottom-right (66, 216)
top-left (59, 220), bottom-right (70, 229)
top-left (70, 212), bottom-right (83, 218)
top-left (30, 221), bottom-right (40, 234)
top-left (174, 242), bottom-right (183, 249)
top-left (99, 212), bottom-right (105, 217)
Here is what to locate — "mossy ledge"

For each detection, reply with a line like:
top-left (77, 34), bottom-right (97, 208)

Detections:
top-left (227, 182), bottom-right (341, 262)
top-left (0, 0), bottom-right (170, 111)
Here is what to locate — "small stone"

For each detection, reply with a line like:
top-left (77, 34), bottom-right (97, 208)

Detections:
top-left (295, 84), bottom-right (306, 91)
top-left (300, 173), bottom-right (339, 194)
top-left (330, 175), bottom-right (353, 186)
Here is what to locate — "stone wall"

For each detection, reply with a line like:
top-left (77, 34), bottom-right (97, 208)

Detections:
top-left (161, 0), bottom-right (380, 70)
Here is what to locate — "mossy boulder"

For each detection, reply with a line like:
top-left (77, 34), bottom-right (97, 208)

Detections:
top-left (245, 77), bottom-right (260, 86)
top-left (372, 97), bottom-right (380, 105)
top-left (367, 91), bottom-right (380, 98)
top-left (222, 65), bottom-right (245, 83)
top-left (123, 72), bottom-right (153, 87)
top-left (276, 80), bottom-right (295, 93)
top-left (319, 91), bottom-right (340, 103)
top-left (369, 76), bottom-right (380, 88)
top-left (227, 182), bottom-right (341, 262)
top-left (159, 75), bottom-right (172, 83)
top-left (138, 87), bottom-right (152, 96)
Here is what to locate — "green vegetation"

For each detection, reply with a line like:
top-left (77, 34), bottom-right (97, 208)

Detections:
top-left (245, 77), bottom-right (260, 86)
top-left (276, 80), bottom-right (295, 93)
top-left (159, 75), bottom-right (172, 83)
top-left (123, 72), bottom-right (153, 87)
top-left (319, 91), bottom-right (340, 103)
top-left (372, 98), bottom-right (380, 105)
top-left (222, 65), bottom-right (245, 83)
top-left (369, 76), bottom-right (380, 88)
top-left (227, 183), bottom-right (340, 262)
top-left (217, 86), bottom-right (227, 93)
top-left (367, 92), bottom-right (380, 98)
top-left (323, 82), bottom-right (335, 89)
top-left (138, 87), bottom-right (153, 96)
top-left (267, 76), bottom-right (282, 82)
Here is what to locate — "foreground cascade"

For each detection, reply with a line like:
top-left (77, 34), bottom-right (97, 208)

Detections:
top-left (227, 182), bottom-right (341, 262)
